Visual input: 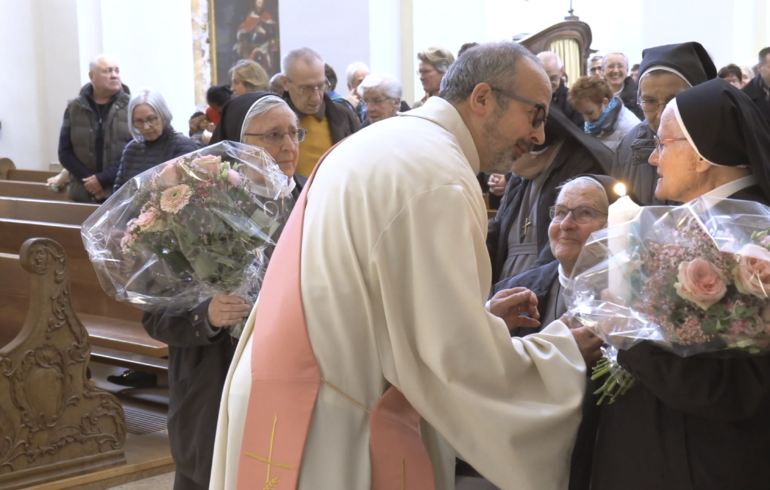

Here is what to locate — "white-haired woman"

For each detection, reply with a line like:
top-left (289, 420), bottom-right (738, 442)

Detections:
top-left (144, 92), bottom-right (305, 490)
top-left (113, 88), bottom-right (197, 190)
top-left (413, 45), bottom-right (455, 108)
top-left (357, 73), bottom-right (404, 128)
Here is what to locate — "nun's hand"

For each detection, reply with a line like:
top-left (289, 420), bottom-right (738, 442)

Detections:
top-left (489, 287), bottom-right (540, 330)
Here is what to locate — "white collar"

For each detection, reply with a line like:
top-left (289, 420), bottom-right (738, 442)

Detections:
top-left (702, 175), bottom-right (758, 200)
top-left (558, 264), bottom-right (571, 289)
top-left (399, 96), bottom-right (481, 174)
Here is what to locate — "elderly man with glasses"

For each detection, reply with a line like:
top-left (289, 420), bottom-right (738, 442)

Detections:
top-left (603, 52), bottom-right (644, 119)
top-left (280, 48), bottom-right (359, 177)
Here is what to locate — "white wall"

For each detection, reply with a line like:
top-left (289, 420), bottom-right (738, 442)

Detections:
top-left (279, 0), bottom-right (370, 95)
top-left (100, 0), bottom-right (197, 134)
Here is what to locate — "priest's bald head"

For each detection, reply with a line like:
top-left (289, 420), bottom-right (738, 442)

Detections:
top-left (439, 41), bottom-right (551, 174)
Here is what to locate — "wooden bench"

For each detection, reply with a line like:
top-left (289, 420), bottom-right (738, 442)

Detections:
top-left (0, 197), bottom-right (98, 225)
top-left (0, 180), bottom-right (69, 201)
top-left (5, 168), bottom-right (59, 183)
top-left (0, 238), bottom-right (127, 489)
top-left (0, 218), bottom-right (168, 372)
top-left (0, 157), bottom-right (14, 179)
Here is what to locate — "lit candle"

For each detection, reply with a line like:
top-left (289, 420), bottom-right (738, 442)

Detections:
top-left (607, 183), bottom-right (641, 304)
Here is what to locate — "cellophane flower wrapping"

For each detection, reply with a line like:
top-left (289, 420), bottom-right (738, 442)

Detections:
top-left (81, 141), bottom-right (294, 337)
top-left (565, 196), bottom-right (770, 359)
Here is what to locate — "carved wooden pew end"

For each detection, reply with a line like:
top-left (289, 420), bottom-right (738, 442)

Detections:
top-left (0, 238), bottom-right (126, 489)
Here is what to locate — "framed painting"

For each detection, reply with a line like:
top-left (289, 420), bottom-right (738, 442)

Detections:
top-left (209, 0), bottom-right (281, 84)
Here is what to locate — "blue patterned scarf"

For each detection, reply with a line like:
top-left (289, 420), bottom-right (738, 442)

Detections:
top-left (584, 97), bottom-right (618, 136)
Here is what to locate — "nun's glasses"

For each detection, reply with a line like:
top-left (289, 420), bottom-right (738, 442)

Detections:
top-left (653, 136), bottom-right (688, 153)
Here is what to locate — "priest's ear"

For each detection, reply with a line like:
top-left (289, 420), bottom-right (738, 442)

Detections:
top-left (467, 83), bottom-right (498, 117)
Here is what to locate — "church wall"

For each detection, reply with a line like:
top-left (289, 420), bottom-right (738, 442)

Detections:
top-left (100, 0), bottom-right (197, 140)
top-left (279, 0), bottom-right (371, 97)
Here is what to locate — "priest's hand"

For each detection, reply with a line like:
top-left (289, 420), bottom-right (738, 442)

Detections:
top-left (489, 287), bottom-right (540, 330)
top-left (569, 326), bottom-right (603, 369)
top-left (207, 294), bottom-right (251, 328)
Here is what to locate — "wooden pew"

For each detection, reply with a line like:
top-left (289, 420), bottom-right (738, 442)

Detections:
top-left (0, 157), bottom-right (14, 179)
top-left (0, 238), bottom-right (127, 489)
top-left (0, 180), bottom-right (68, 201)
top-left (5, 168), bottom-right (59, 183)
top-left (0, 197), bottom-right (98, 225)
top-left (0, 218), bottom-right (168, 372)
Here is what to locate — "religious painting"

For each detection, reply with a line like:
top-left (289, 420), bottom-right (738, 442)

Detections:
top-left (209, 0), bottom-right (281, 84)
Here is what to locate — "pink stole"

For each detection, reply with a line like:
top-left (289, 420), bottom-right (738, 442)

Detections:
top-left (235, 149), bottom-right (436, 489)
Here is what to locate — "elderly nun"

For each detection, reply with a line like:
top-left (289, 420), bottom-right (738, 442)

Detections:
top-left (593, 78), bottom-right (770, 490)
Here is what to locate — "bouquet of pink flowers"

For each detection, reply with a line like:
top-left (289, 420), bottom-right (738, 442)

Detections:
top-left (82, 141), bottom-right (294, 337)
top-left (566, 196), bottom-right (770, 403)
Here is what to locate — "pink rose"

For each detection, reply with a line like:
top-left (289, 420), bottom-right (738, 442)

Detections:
top-left (733, 244), bottom-right (770, 298)
top-left (133, 207), bottom-right (160, 230)
top-left (191, 155), bottom-right (222, 175)
top-left (159, 162), bottom-right (180, 187)
top-left (674, 258), bottom-right (727, 310)
top-left (120, 232), bottom-right (137, 254)
top-left (226, 169), bottom-right (241, 186)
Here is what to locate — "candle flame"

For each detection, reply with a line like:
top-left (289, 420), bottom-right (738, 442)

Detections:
top-left (614, 183), bottom-right (627, 197)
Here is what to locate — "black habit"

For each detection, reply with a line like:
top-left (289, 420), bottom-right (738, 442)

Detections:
top-left (593, 78), bottom-right (770, 490)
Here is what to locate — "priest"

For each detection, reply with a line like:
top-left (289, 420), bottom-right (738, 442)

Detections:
top-left (210, 41), bottom-right (591, 490)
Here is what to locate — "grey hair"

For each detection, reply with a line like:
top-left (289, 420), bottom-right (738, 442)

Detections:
top-left (537, 51), bottom-right (563, 71)
top-left (417, 46), bottom-right (455, 74)
top-left (240, 95), bottom-right (294, 143)
top-left (356, 73), bottom-right (402, 99)
top-left (346, 62), bottom-right (370, 87)
top-left (229, 59), bottom-right (269, 91)
top-left (127, 88), bottom-right (173, 142)
top-left (282, 48), bottom-right (323, 76)
top-left (602, 52), bottom-right (630, 70)
top-left (556, 176), bottom-right (610, 212)
top-left (439, 41), bottom-right (540, 104)
top-left (89, 54), bottom-right (115, 73)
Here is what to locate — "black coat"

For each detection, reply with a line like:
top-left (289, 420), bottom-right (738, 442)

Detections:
top-left (113, 126), bottom-right (198, 190)
top-left (283, 92), bottom-right (359, 143)
top-left (617, 76), bottom-right (644, 120)
top-left (592, 184), bottom-right (770, 490)
top-left (610, 120), bottom-right (678, 206)
top-left (741, 74), bottom-right (770, 127)
top-left (141, 174), bottom-right (306, 487)
top-left (553, 80), bottom-right (584, 128)
top-left (487, 125), bottom-right (610, 284)
top-left (493, 261), bottom-right (600, 490)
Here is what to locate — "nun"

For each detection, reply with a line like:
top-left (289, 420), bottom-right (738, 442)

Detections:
top-left (592, 78), bottom-right (770, 490)
top-left (611, 42), bottom-right (717, 206)
top-left (142, 92), bottom-right (306, 490)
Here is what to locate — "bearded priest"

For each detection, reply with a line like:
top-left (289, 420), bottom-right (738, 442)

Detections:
top-left (209, 42), bottom-right (596, 490)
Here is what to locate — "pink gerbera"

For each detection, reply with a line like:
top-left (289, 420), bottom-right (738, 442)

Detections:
top-left (160, 184), bottom-right (193, 214)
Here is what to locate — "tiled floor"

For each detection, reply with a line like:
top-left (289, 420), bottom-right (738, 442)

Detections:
top-left (108, 472), bottom-right (174, 490)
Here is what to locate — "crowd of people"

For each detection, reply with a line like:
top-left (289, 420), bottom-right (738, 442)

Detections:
top-left (54, 39), bottom-right (770, 490)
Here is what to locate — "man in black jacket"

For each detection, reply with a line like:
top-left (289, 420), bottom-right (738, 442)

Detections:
top-left (742, 46), bottom-right (770, 125)
top-left (538, 51), bottom-right (583, 128)
top-left (280, 48), bottom-right (359, 178)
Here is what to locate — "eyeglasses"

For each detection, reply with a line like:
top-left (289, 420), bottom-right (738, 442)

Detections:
top-left (286, 78), bottom-right (329, 96)
top-left (417, 68), bottom-right (437, 76)
top-left (653, 136), bottom-right (688, 153)
top-left (639, 96), bottom-right (675, 113)
top-left (243, 128), bottom-right (307, 145)
top-left (589, 67), bottom-right (603, 74)
top-left (489, 86), bottom-right (548, 128)
top-left (362, 97), bottom-right (393, 106)
top-left (133, 115), bottom-right (160, 128)
top-left (549, 205), bottom-right (607, 224)
top-left (605, 64), bottom-right (627, 70)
